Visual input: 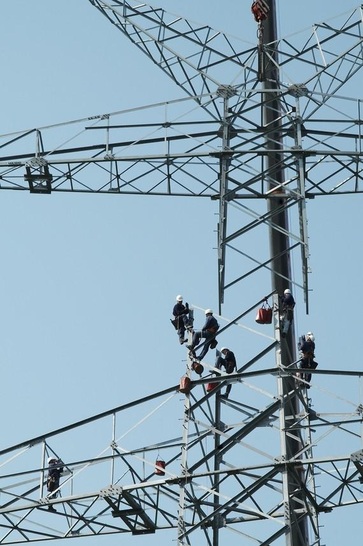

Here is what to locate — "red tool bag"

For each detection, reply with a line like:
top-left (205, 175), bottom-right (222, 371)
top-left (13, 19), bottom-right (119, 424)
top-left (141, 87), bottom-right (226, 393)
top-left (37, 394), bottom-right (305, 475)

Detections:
top-left (255, 301), bottom-right (272, 324)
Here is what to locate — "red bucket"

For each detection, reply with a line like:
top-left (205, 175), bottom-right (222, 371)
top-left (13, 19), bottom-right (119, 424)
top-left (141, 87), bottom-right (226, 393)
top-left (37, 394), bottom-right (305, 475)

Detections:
top-left (179, 376), bottom-right (191, 394)
top-left (192, 361), bottom-right (204, 375)
top-left (155, 459), bottom-right (166, 476)
top-left (206, 382), bottom-right (218, 393)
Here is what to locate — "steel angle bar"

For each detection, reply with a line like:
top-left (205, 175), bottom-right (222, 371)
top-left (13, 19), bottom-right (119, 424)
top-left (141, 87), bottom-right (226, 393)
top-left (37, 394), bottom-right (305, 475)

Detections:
top-left (224, 242), bottom-right (301, 290)
top-left (188, 399), bottom-right (281, 474)
top-left (88, 1), bottom-right (258, 118)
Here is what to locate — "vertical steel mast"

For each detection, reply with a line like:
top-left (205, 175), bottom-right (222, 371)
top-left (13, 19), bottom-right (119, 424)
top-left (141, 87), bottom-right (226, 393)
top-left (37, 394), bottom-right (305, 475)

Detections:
top-left (260, 1), bottom-right (308, 544)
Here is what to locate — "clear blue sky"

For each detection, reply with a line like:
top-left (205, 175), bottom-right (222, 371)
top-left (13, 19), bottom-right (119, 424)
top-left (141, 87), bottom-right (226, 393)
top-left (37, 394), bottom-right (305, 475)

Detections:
top-left (0, 1), bottom-right (362, 545)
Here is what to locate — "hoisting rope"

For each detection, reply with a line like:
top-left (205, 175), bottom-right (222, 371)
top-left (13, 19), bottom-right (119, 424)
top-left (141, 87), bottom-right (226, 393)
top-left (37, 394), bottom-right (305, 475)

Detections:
top-left (251, 1), bottom-right (270, 81)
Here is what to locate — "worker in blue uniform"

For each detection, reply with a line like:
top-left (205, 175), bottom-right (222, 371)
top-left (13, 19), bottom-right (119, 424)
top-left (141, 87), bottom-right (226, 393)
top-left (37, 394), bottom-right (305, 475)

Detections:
top-left (298, 332), bottom-right (318, 387)
top-left (187, 309), bottom-right (219, 361)
top-left (280, 288), bottom-right (295, 336)
top-left (46, 457), bottom-right (64, 511)
top-left (216, 347), bottom-right (237, 398)
top-left (172, 295), bottom-right (193, 344)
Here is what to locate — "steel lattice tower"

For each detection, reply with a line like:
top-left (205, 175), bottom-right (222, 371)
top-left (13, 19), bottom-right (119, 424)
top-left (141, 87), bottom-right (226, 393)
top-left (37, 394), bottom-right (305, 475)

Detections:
top-left (0, 2), bottom-right (363, 546)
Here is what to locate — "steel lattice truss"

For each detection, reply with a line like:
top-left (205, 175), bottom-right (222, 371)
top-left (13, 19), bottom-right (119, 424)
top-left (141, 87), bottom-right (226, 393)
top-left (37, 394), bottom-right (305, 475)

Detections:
top-left (1, 2), bottom-right (362, 196)
top-left (0, 318), bottom-right (362, 546)
top-left (0, 2), bottom-right (362, 306)
top-left (2, 2), bottom-right (363, 546)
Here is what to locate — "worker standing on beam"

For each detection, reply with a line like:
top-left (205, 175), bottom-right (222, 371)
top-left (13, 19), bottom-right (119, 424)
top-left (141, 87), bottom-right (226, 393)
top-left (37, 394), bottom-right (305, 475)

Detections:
top-left (46, 456), bottom-right (64, 512)
top-left (216, 347), bottom-right (237, 398)
top-left (298, 332), bottom-right (318, 388)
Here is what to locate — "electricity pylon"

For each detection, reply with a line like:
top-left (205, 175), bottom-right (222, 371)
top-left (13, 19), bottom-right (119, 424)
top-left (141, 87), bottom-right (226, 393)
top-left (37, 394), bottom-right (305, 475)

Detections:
top-left (0, 2), bottom-right (363, 546)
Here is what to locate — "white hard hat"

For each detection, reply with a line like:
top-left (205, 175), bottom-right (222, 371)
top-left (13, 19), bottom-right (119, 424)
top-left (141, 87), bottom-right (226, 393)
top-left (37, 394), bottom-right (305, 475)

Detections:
top-left (176, 295), bottom-right (183, 302)
top-left (205, 309), bottom-right (213, 315)
top-left (306, 332), bottom-right (314, 341)
top-left (48, 457), bottom-right (56, 464)
top-left (221, 347), bottom-right (228, 352)
top-left (284, 289), bottom-right (291, 294)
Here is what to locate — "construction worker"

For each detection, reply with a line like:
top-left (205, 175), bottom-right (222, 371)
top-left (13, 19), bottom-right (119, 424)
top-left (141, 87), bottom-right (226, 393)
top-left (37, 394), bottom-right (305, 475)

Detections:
top-left (280, 288), bottom-right (295, 337)
top-left (216, 347), bottom-right (236, 398)
top-left (46, 457), bottom-right (64, 511)
top-left (187, 309), bottom-right (219, 361)
top-left (171, 295), bottom-right (193, 344)
top-left (298, 332), bottom-right (318, 388)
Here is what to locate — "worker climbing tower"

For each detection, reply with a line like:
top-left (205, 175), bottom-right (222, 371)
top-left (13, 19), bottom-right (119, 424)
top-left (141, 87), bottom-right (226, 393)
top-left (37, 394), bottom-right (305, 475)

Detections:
top-left (0, 2), bottom-right (363, 546)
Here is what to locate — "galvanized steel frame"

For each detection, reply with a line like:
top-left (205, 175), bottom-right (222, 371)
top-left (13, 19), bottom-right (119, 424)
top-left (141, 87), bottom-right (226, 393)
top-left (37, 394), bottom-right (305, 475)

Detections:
top-left (0, 2), bottom-right (363, 546)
